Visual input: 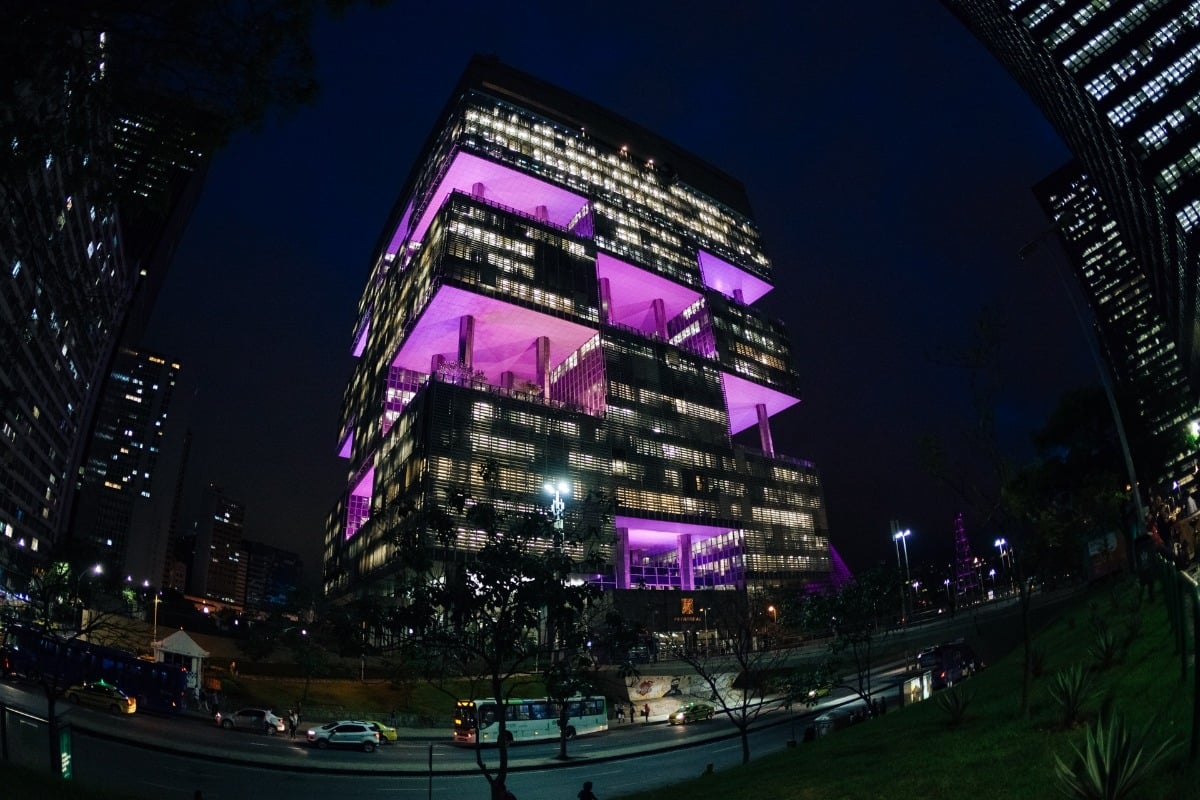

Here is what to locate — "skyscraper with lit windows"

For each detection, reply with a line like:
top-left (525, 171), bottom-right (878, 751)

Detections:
top-left (942, 0), bottom-right (1200, 396)
top-left (1035, 163), bottom-right (1200, 490)
top-left (323, 57), bottom-right (829, 602)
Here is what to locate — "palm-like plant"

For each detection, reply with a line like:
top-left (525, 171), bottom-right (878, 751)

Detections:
top-left (1090, 629), bottom-right (1123, 670)
top-left (1048, 663), bottom-right (1095, 728)
top-left (936, 684), bottom-right (972, 726)
top-left (1054, 712), bottom-right (1180, 799)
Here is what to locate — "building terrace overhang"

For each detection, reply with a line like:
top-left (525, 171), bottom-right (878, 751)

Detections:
top-left (388, 150), bottom-right (590, 255)
top-left (596, 252), bottom-right (702, 329)
top-left (697, 249), bottom-right (772, 304)
top-left (391, 284), bottom-right (596, 382)
top-left (720, 372), bottom-right (801, 435)
top-left (616, 515), bottom-right (733, 555)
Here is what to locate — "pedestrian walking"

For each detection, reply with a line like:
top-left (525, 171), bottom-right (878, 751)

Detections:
top-left (288, 709), bottom-right (298, 738)
top-left (617, 704), bottom-right (625, 724)
top-left (578, 780), bottom-right (598, 800)
top-left (641, 703), bottom-right (650, 724)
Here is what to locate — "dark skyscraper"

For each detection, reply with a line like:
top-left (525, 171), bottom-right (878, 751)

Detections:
top-left (323, 57), bottom-right (829, 603)
top-left (944, 1), bottom-right (1200, 394)
top-left (70, 347), bottom-right (192, 588)
top-left (1035, 163), bottom-right (1200, 490)
top-left (0, 25), bottom-right (206, 590)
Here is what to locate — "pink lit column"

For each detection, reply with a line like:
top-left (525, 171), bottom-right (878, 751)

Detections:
top-left (756, 403), bottom-right (774, 458)
top-left (458, 315), bottom-right (475, 371)
top-left (677, 534), bottom-right (694, 590)
top-left (535, 336), bottom-right (551, 400)
top-left (615, 527), bottom-right (631, 589)
top-left (652, 298), bottom-right (668, 340)
top-left (598, 277), bottom-right (612, 324)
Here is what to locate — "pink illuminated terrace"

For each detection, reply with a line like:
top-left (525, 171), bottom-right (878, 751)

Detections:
top-left (697, 250), bottom-right (772, 305)
top-left (387, 151), bottom-right (590, 253)
top-left (720, 372), bottom-right (800, 435)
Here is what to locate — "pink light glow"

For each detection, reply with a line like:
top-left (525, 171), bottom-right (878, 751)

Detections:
top-left (720, 372), bottom-right (801, 435)
top-left (697, 250), bottom-right (772, 305)
top-left (391, 284), bottom-right (597, 383)
top-left (352, 317), bottom-right (370, 358)
top-left (385, 201), bottom-right (415, 255)
top-left (406, 151), bottom-right (588, 246)
top-left (345, 465), bottom-right (375, 540)
top-left (337, 430), bottom-right (353, 459)
top-left (616, 515), bottom-right (731, 553)
top-left (596, 252), bottom-right (702, 331)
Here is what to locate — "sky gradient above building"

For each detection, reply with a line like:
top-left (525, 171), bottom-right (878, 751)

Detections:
top-left (144, 2), bottom-right (1091, 583)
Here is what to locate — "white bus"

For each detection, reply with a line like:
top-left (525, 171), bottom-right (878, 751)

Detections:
top-left (453, 696), bottom-right (608, 744)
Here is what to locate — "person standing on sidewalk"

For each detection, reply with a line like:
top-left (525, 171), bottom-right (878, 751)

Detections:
top-left (577, 781), bottom-right (598, 800)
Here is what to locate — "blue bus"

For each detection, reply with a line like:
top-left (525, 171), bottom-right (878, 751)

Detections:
top-left (1, 623), bottom-right (188, 713)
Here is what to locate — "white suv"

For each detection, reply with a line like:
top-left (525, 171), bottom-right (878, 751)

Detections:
top-left (306, 720), bottom-right (380, 752)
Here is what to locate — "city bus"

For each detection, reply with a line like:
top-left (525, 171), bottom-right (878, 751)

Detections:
top-left (453, 695), bottom-right (608, 744)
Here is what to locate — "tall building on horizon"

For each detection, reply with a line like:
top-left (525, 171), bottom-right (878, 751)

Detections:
top-left (1034, 163), bottom-right (1200, 494)
top-left (943, 0), bottom-right (1200, 398)
top-left (70, 347), bottom-right (193, 588)
top-left (323, 57), bottom-right (830, 607)
top-left (192, 484), bottom-right (247, 607)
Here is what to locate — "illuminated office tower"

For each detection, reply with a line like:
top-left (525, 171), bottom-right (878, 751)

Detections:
top-left (70, 347), bottom-right (191, 588)
top-left (0, 28), bottom-right (205, 590)
top-left (1035, 163), bottom-right (1200, 489)
top-left (323, 57), bottom-right (830, 601)
top-left (943, 1), bottom-right (1200, 393)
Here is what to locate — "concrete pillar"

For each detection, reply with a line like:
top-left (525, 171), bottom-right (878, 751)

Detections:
top-left (733, 288), bottom-right (745, 305)
top-left (471, 181), bottom-right (485, 199)
top-left (677, 534), bottom-right (694, 591)
top-left (500, 371), bottom-right (515, 390)
top-left (535, 336), bottom-right (551, 400)
top-left (652, 297), bottom-right (668, 340)
top-left (615, 527), bottom-right (631, 590)
top-left (598, 277), bottom-right (613, 324)
top-left (534, 204), bottom-right (549, 222)
top-left (430, 353), bottom-right (445, 375)
top-left (458, 315), bottom-right (475, 372)
top-left (756, 403), bottom-right (774, 457)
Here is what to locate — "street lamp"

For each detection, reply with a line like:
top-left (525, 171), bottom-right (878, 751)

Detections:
top-left (892, 527), bottom-right (912, 624)
top-left (768, 605), bottom-right (777, 623)
top-left (543, 479), bottom-right (570, 530)
top-left (152, 592), bottom-right (162, 649)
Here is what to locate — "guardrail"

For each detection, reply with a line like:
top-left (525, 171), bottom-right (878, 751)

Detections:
top-left (1151, 552), bottom-right (1200, 758)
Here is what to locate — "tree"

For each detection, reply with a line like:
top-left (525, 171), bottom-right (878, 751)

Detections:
top-left (390, 461), bottom-right (610, 800)
top-left (920, 309), bottom-right (1099, 716)
top-left (0, 539), bottom-right (127, 771)
top-left (673, 589), bottom-right (798, 764)
top-left (789, 568), bottom-right (897, 719)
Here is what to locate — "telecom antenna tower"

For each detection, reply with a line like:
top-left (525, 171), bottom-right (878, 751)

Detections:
top-left (953, 513), bottom-right (979, 598)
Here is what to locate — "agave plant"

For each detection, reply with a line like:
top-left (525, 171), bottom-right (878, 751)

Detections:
top-left (936, 684), bottom-right (971, 726)
top-left (1090, 629), bottom-right (1123, 670)
top-left (1048, 664), bottom-right (1095, 728)
top-left (1054, 712), bottom-right (1180, 800)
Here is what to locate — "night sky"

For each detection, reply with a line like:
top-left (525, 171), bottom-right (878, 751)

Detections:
top-left (144, 2), bottom-right (1091, 588)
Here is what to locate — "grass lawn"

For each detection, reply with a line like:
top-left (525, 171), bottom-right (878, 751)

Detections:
top-left (620, 576), bottom-right (1200, 800)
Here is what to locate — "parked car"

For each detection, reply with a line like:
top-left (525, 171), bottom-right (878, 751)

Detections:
top-left (218, 708), bottom-right (286, 734)
top-left (306, 720), bottom-right (380, 752)
top-left (366, 720), bottom-right (398, 743)
top-left (65, 680), bottom-right (136, 715)
top-left (668, 701), bottom-right (714, 725)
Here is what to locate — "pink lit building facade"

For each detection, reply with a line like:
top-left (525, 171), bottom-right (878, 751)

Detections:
top-left (323, 57), bottom-right (830, 601)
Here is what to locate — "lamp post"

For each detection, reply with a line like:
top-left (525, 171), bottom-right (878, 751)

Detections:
top-left (892, 527), bottom-right (912, 624)
top-left (768, 605), bottom-right (777, 623)
top-left (152, 592), bottom-right (162, 649)
top-left (543, 479), bottom-right (570, 531)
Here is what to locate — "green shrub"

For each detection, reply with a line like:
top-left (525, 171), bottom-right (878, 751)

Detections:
top-left (1090, 629), bottom-right (1123, 670)
top-left (1048, 663), bottom-right (1095, 728)
top-left (936, 684), bottom-right (972, 726)
top-left (1054, 712), bottom-right (1180, 800)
